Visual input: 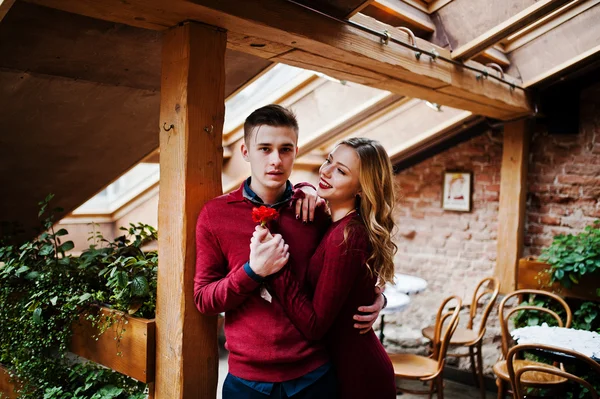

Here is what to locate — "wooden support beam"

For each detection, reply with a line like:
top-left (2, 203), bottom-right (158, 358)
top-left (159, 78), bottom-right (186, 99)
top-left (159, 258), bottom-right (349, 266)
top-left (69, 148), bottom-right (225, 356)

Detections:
top-left (475, 47), bottom-right (511, 69)
top-left (351, 15), bottom-right (529, 116)
top-left (370, 0), bottom-right (436, 32)
top-left (494, 120), bottom-right (530, 294)
top-left (23, 0), bottom-right (532, 119)
top-left (451, 0), bottom-right (572, 61)
top-left (427, 0), bottom-right (453, 13)
top-left (156, 22), bottom-right (224, 398)
top-left (346, 0), bottom-right (377, 18)
top-left (0, 0), bottom-right (15, 23)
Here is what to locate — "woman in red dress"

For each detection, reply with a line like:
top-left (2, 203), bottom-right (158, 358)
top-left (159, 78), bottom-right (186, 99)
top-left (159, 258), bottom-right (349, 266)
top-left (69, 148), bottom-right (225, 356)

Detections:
top-left (251, 137), bottom-right (397, 398)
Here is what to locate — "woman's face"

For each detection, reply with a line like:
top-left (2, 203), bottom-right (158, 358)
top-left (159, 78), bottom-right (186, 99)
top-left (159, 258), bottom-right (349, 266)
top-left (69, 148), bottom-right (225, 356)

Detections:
top-left (317, 144), bottom-right (361, 205)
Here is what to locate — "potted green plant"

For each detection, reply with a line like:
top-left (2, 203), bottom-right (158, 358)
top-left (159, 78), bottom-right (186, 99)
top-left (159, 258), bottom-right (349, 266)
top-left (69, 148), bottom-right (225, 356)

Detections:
top-left (518, 220), bottom-right (600, 301)
top-left (70, 223), bottom-right (158, 383)
top-left (540, 220), bottom-right (600, 292)
top-left (0, 195), bottom-right (153, 398)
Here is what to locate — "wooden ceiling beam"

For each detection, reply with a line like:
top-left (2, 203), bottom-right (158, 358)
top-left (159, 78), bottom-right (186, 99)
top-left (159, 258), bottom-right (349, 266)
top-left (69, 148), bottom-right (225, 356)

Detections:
top-left (351, 14), bottom-right (530, 117)
top-left (427, 0), bottom-right (453, 13)
top-left (0, 0), bottom-right (15, 23)
top-left (346, 0), bottom-right (378, 18)
top-left (369, 0), bottom-right (436, 32)
top-left (451, 0), bottom-right (572, 61)
top-left (24, 0), bottom-right (532, 119)
top-left (476, 47), bottom-right (511, 68)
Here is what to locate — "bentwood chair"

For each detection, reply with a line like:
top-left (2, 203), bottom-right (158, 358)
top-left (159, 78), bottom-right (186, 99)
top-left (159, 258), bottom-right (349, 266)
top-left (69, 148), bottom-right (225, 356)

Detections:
top-left (422, 277), bottom-right (500, 399)
top-left (507, 343), bottom-right (600, 398)
top-left (493, 289), bottom-right (572, 399)
top-left (389, 296), bottom-right (462, 399)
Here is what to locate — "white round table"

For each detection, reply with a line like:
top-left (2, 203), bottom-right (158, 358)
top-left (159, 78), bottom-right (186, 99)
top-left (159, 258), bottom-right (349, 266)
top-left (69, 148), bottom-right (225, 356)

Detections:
top-left (512, 325), bottom-right (600, 361)
top-left (377, 274), bottom-right (427, 344)
top-left (381, 291), bottom-right (410, 316)
top-left (378, 277), bottom-right (415, 343)
top-left (390, 273), bottom-right (428, 294)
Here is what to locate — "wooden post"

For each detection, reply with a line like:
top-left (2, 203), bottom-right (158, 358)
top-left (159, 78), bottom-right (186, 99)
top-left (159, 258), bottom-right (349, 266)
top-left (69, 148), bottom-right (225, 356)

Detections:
top-left (156, 22), bottom-right (225, 398)
top-left (494, 120), bottom-right (530, 293)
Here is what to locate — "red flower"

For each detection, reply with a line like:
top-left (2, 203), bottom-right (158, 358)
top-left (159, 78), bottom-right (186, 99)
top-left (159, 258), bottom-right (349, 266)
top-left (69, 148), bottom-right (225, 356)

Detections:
top-left (252, 206), bottom-right (279, 227)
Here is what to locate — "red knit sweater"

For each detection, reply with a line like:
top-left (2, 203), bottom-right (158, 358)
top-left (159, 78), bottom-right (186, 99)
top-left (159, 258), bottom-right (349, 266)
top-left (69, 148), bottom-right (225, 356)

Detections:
top-left (269, 214), bottom-right (397, 398)
top-left (193, 184), bottom-right (330, 382)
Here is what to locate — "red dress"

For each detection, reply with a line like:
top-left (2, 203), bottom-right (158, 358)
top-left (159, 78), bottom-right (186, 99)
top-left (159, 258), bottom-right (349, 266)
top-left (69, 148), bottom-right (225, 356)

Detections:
top-left (270, 213), bottom-right (397, 398)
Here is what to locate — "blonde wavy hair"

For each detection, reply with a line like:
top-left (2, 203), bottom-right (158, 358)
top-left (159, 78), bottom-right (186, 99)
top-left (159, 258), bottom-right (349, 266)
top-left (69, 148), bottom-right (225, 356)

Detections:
top-left (338, 138), bottom-right (397, 286)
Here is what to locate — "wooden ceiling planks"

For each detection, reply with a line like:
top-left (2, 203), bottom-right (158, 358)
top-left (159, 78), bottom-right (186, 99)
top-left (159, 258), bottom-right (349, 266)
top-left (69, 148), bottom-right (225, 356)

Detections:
top-left (1, 1), bottom-right (162, 90)
top-left (450, 0), bottom-right (572, 61)
top-left (0, 2), bottom-right (272, 95)
top-left (0, 2), bottom-right (275, 236)
top-left (434, 0), bottom-right (539, 51)
top-left (0, 69), bottom-right (160, 235)
top-left (507, 2), bottom-right (600, 87)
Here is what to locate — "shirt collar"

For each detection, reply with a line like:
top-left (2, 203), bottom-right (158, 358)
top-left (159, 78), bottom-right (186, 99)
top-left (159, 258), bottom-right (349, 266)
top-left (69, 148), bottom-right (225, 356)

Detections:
top-left (243, 177), bottom-right (293, 207)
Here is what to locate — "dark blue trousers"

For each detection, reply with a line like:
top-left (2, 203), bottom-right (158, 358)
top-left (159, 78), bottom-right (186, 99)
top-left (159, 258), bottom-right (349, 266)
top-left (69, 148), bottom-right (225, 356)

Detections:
top-left (222, 369), bottom-right (338, 399)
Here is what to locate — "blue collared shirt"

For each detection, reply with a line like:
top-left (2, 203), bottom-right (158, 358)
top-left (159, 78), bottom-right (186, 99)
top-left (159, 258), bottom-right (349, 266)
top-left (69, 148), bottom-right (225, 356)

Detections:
top-left (227, 363), bottom-right (332, 397)
top-left (235, 177), bottom-right (331, 396)
top-left (243, 177), bottom-right (293, 207)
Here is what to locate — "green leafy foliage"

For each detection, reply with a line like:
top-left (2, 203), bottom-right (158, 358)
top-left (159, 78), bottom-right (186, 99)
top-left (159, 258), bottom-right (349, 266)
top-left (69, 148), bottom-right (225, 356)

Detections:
top-left (518, 222), bottom-right (600, 398)
top-left (0, 196), bottom-right (156, 398)
top-left (539, 220), bottom-right (600, 289)
top-left (513, 295), bottom-right (567, 329)
top-left (81, 223), bottom-right (157, 318)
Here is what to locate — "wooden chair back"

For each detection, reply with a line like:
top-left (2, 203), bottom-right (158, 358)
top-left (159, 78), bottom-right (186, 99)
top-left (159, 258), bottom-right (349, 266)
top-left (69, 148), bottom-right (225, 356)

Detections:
top-left (467, 276), bottom-right (500, 336)
top-left (507, 343), bottom-right (600, 398)
top-left (498, 289), bottom-right (572, 359)
top-left (432, 295), bottom-right (462, 369)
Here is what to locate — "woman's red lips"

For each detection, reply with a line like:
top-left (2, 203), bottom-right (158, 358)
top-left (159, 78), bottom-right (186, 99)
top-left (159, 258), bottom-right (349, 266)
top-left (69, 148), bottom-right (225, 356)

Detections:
top-left (319, 179), bottom-right (332, 189)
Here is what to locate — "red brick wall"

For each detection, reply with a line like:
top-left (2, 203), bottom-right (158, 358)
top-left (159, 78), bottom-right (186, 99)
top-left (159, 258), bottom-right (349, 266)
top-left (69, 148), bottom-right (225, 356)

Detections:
top-left (388, 82), bottom-right (600, 375)
top-left (388, 131), bottom-right (504, 369)
top-left (524, 83), bottom-right (600, 257)
top-left (394, 131), bottom-right (503, 301)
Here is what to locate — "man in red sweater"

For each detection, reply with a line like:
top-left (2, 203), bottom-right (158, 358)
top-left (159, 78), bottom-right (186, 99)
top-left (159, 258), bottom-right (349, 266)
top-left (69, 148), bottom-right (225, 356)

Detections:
top-left (194, 105), bottom-right (384, 398)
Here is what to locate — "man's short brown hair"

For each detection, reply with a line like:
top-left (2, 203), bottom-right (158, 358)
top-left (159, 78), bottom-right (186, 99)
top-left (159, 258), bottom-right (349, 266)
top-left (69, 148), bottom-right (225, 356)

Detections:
top-left (243, 104), bottom-right (299, 144)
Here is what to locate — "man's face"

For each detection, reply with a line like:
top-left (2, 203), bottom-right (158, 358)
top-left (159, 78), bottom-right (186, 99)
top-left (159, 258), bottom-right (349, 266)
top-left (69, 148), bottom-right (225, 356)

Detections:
top-left (241, 125), bottom-right (298, 194)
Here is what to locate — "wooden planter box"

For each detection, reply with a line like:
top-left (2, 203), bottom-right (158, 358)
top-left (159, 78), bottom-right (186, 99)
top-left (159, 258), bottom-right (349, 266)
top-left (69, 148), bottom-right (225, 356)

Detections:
top-left (517, 258), bottom-right (600, 302)
top-left (0, 365), bottom-right (20, 399)
top-left (70, 307), bottom-right (155, 383)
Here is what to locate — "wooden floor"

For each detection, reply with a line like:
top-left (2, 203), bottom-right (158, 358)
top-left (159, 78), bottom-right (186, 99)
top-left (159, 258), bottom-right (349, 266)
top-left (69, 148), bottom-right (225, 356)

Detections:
top-left (217, 347), bottom-right (496, 398)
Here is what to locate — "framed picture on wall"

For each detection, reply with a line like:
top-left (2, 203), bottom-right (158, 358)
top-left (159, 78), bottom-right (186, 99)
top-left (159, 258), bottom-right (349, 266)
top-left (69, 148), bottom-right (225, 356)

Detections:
top-left (442, 171), bottom-right (472, 212)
